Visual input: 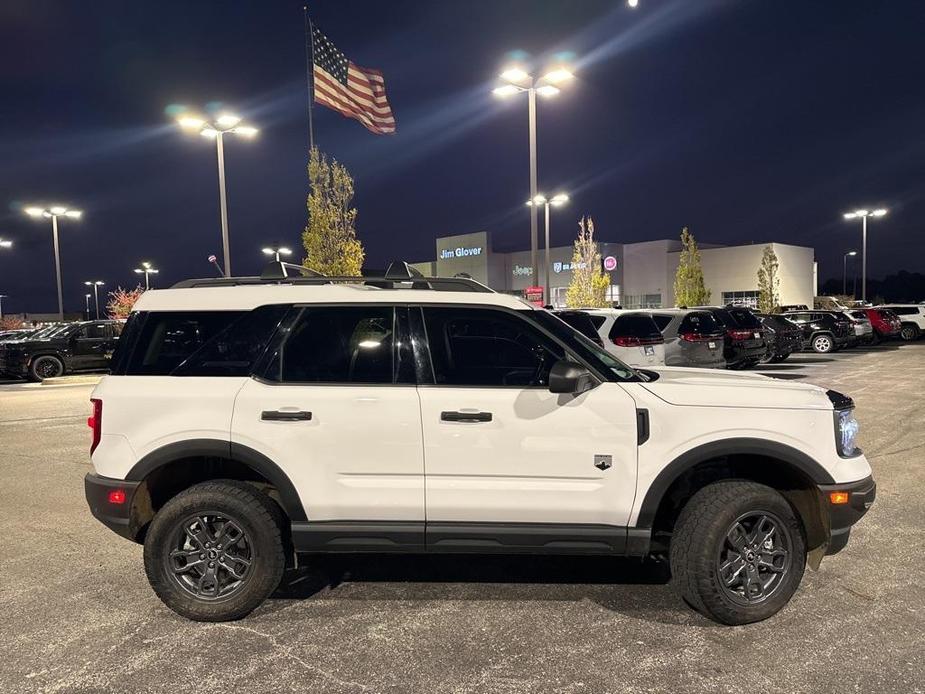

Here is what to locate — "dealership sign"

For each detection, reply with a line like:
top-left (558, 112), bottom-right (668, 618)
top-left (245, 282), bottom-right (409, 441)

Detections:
top-left (440, 246), bottom-right (483, 260)
top-left (512, 264), bottom-right (532, 277)
top-left (603, 255), bottom-right (617, 271)
top-left (552, 261), bottom-right (587, 273)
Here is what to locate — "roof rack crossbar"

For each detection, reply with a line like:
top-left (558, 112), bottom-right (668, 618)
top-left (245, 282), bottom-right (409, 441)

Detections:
top-left (171, 274), bottom-right (495, 292)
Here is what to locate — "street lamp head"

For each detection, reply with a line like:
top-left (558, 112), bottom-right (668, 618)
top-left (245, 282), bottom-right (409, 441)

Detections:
top-left (628, 0), bottom-right (639, 7)
top-left (49, 206), bottom-right (67, 216)
top-left (540, 68), bottom-right (574, 85)
top-left (278, 247), bottom-right (292, 256)
top-left (536, 84), bottom-right (561, 98)
top-left (492, 84), bottom-right (521, 98)
top-left (532, 194), bottom-right (548, 205)
top-left (500, 67), bottom-right (529, 83)
top-left (24, 207), bottom-right (45, 218)
top-left (232, 125), bottom-right (258, 138)
top-left (551, 193), bottom-right (570, 206)
top-left (847, 250), bottom-right (857, 256)
top-left (64, 209), bottom-right (82, 219)
top-left (85, 293), bottom-right (91, 299)
top-left (0, 240), bottom-right (11, 248)
top-left (200, 128), bottom-right (219, 139)
top-left (854, 209), bottom-right (869, 217)
top-left (872, 208), bottom-right (888, 217)
top-left (177, 116), bottom-right (206, 130)
top-left (134, 269), bottom-right (143, 274)
top-left (216, 113), bottom-right (242, 128)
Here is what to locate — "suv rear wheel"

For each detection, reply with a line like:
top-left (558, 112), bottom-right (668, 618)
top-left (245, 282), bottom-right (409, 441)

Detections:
top-left (669, 480), bottom-right (806, 625)
top-left (900, 324), bottom-right (920, 341)
top-left (811, 334), bottom-right (834, 353)
top-left (143, 480), bottom-right (286, 621)
top-left (28, 354), bottom-right (64, 381)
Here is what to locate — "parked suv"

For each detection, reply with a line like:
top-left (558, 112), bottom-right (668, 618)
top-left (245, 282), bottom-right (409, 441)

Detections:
top-left (692, 306), bottom-right (767, 369)
top-left (780, 311), bottom-right (851, 354)
top-left (551, 309), bottom-right (605, 347)
top-left (754, 313), bottom-right (803, 363)
top-left (878, 304), bottom-right (925, 341)
top-left (650, 309), bottom-right (725, 369)
top-left (85, 264), bottom-right (875, 625)
top-left (844, 310), bottom-right (874, 345)
top-left (583, 309), bottom-right (666, 367)
top-left (0, 320), bottom-right (122, 381)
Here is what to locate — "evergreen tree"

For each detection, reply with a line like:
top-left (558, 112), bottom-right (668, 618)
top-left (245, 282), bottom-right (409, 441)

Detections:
top-left (565, 216), bottom-right (610, 308)
top-left (302, 146), bottom-right (365, 276)
top-left (673, 227), bottom-right (711, 306)
top-left (757, 245), bottom-right (781, 312)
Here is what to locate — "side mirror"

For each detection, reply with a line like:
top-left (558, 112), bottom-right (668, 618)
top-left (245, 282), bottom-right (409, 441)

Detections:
top-left (548, 359), bottom-right (595, 394)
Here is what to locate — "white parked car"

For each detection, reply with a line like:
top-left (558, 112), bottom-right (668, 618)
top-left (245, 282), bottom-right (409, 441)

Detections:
top-left (878, 304), bottom-right (925, 340)
top-left (85, 263), bottom-right (875, 625)
top-left (582, 309), bottom-right (666, 367)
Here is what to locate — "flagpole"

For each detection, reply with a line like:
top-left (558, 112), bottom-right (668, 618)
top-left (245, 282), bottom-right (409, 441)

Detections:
top-left (303, 4), bottom-right (315, 150)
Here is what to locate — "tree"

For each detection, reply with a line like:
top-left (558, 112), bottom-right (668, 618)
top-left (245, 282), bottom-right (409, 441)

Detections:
top-left (756, 245), bottom-right (781, 312)
top-left (0, 316), bottom-right (25, 331)
top-left (565, 216), bottom-right (610, 308)
top-left (301, 146), bottom-right (365, 276)
top-left (106, 285), bottom-right (145, 320)
top-left (673, 227), bottom-right (711, 307)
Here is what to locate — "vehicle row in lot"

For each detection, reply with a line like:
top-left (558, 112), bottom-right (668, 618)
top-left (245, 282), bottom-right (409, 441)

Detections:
top-left (0, 320), bottom-right (122, 381)
top-left (555, 302), bottom-right (921, 369)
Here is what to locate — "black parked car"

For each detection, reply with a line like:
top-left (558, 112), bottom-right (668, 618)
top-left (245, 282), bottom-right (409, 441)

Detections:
top-left (0, 320), bottom-right (122, 381)
top-left (692, 306), bottom-right (768, 369)
top-left (550, 310), bottom-right (605, 347)
top-left (779, 310), bottom-right (852, 354)
top-left (755, 313), bottom-right (803, 363)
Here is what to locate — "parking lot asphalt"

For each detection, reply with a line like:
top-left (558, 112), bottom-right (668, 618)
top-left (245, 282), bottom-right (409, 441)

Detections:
top-left (1, 343), bottom-right (923, 694)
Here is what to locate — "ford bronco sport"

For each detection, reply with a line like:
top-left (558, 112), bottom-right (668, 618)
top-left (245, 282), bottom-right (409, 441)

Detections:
top-left (84, 262), bottom-right (875, 625)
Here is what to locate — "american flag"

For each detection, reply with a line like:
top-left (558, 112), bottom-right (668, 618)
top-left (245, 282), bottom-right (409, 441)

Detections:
top-left (311, 27), bottom-right (396, 135)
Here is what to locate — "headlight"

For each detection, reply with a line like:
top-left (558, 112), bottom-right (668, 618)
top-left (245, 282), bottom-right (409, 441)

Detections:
top-left (827, 390), bottom-right (860, 457)
top-left (835, 408), bottom-right (860, 457)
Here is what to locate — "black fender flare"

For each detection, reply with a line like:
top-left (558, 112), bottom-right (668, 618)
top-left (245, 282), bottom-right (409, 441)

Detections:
top-left (634, 438), bottom-right (835, 528)
top-left (126, 439), bottom-right (307, 522)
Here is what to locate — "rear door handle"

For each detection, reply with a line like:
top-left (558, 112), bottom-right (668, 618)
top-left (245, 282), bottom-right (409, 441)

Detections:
top-left (441, 411), bottom-right (492, 423)
top-left (261, 410), bottom-right (312, 421)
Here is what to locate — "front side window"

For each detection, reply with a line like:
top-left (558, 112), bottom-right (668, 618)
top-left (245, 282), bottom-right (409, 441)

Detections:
top-left (422, 307), bottom-right (563, 387)
top-left (271, 306), bottom-right (395, 384)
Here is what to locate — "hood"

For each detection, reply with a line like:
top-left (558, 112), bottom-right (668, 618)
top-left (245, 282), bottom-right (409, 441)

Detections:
top-left (640, 366), bottom-right (833, 410)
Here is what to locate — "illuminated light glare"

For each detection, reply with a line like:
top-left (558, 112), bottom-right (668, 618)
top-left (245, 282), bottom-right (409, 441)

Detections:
top-left (551, 193), bottom-right (570, 206)
top-left (200, 128), bottom-right (219, 139)
top-left (872, 208), bottom-right (888, 217)
top-left (541, 68), bottom-right (573, 84)
top-left (500, 67), bottom-right (529, 83)
top-left (532, 194), bottom-right (548, 205)
top-left (49, 206), bottom-right (67, 215)
top-left (0, 240), bottom-right (11, 248)
top-left (847, 251), bottom-right (857, 256)
top-left (64, 210), bottom-right (82, 219)
top-left (178, 116), bottom-right (206, 130)
top-left (829, 491), bottom-right (849, 505)
top-left (357, 340), bottom-right (382, 349)
top-left (24, 207), bottom-right (44, 217)
top-left (628, 0), bottom-right (639, 7)
top-left (854, 209), bottom-right (869, 217)
top-left (492, 85), bottom-right (521, 97)
top-left (233, 126), bottom-right (258, 137)
top-left (536, 85), bottom-right (561, 98)
top-left (216, 113), bottom-right (242, 128)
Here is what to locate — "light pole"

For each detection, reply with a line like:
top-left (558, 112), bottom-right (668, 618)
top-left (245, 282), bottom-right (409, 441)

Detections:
top-left (84, 281), bottom-right (104, 320)
top-left (0, 294), bottom-right (6, 320)
top-left (527, 193), bottom-right (569, 305)
top-left (262, 246), bottom-right (292, 263)
top-left (133, 261), bottom-right (159, 289)
top-left (84, 293), bottom-right (92, 321)
top-left (842, 251), bottom-right (857, 297)
top-left (843, 208), bottom-right (887, 302)
top-left (24, 206), bottom-right (82, 321)
top-left (177, 112), bottom-right (258, 278)
top-left (494, 64), bottom-right (574, 289)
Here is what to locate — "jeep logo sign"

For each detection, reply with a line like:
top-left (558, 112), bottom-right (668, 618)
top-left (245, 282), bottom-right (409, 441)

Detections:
top-left (512, 264), bottom-right (532, 277)
top-left (440, 246), bottom-right (483, 260)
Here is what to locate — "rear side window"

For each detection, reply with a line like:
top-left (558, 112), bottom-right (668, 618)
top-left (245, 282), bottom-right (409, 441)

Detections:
top-left (123, 311), bottom-right (244, 375)
top-left (678, 311), bottom-right (721, 334)
top-left (609, 314), bottom-right (662, 341)
top-left (269, 306), bottom-right (395, 384)
top-left (553, 312), bottom-right (601, 342)
top-left (587, 315), bottom-right (607, 329)
top-left (889, 306), bottom-right (920, 316)
top-left (877, 309), bottom-right (898, 320)
top-left (651, 314), bottom-right (673, 331)
top-left (725, 308), bottom-right (761, 329)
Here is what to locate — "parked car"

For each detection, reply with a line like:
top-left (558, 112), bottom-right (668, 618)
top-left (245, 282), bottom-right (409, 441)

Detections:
top-left (85, 263), bottom-right (875, 625)
top-left (692, 306), bottom-right (767, 369)
top-left (843, 310), bottom-right (874, 345)
top-left (0, 320), bottom-right (122, 381)
top-left (755, 313), bottom-right (803, 363)
top-left (863, 308), bottom-right (902, 343)
top-left (878, 304), bottom-right (925, 341)
top-left (650, 309), bottom-right (726, 369)
top-left (551, 309), bottom-right (605, 347)
top-left (780, 311), bottom-right (852, 353)
top-left (583, 309), bottom-right (666, 367)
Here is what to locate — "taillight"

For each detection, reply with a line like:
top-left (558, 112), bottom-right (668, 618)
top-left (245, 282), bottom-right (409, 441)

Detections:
top-left (88, 398), bottom-right (102, 455)
top-left (680, 332), bottom-right (721, 342)
top-left (727, 329), bottom-right (754, 340)
top-left (613, 336), bottom-right (641, 347)
top-left (108, 489), bottom-right (126, 505)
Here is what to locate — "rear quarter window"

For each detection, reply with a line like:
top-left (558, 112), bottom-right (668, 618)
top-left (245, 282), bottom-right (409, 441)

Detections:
top-left (610, 314), bottom-right (662, 340)
top-left (678, 312), bottom-right (721, 334)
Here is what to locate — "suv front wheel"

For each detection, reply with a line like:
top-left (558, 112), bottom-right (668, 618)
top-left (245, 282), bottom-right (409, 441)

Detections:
top-left (28, 354), bottom-right (64, 381)
top-left (670, 480), bottom-right (806, 625)
top-left (143, 480), bottom-right (286, 621)
top-left (811, 334), bottom-right (834, 353)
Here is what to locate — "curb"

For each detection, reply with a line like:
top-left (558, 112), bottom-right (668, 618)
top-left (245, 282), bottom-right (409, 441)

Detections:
top-left (41, 375), bottom-right (104, 386)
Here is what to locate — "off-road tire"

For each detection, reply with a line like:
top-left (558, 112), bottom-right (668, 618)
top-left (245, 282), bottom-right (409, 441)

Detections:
top-left (811, 333), bottom-right (834, 353)
top-left (143, 480), bottom-right (286, 621)
top-left (670, 480), bottom-right (806, 625)
top-left (28, 354), bottom-right (64, 381)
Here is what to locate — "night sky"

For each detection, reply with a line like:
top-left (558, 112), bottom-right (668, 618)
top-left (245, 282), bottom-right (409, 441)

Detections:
top-left (2, 0), bottom-right (924, 314)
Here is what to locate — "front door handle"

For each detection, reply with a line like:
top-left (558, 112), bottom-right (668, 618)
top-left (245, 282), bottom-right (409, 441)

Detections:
top-left (262, 410), bottom-right (312, 422)
top-left (441, 411), bottom-right (492, 423)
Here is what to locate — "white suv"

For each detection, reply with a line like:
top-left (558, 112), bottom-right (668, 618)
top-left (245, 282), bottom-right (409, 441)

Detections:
top-left (878, 304), bottom-right (925, 340)
top-left (84, 263), bottom-right (875, 625)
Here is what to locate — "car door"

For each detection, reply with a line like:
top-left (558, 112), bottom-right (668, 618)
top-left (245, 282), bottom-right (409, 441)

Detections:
top-left (70, 323), bottom-right (111, 370)
top-left (414, 306), bottom-right (639, 550)
top-left (231, 304), bottom-right (425, 547)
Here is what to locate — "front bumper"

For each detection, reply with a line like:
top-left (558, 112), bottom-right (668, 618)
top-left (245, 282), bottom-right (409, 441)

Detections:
top-left (818, 475), bottom-right (876, 555)
top-left (85, 473), bottom-right (142, 541)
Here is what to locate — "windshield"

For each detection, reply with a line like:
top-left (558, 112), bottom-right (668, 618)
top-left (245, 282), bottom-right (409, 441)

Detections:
top-left (523, 310), bottom-right (641, 382)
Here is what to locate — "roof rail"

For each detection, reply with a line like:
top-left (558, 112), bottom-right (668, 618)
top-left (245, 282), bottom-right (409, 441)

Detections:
top-left (171, 259), bottom-right (495, 293)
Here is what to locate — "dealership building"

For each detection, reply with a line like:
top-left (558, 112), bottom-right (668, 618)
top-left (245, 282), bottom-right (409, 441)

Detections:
top-left (411, 231), bottom-right (816, 309)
